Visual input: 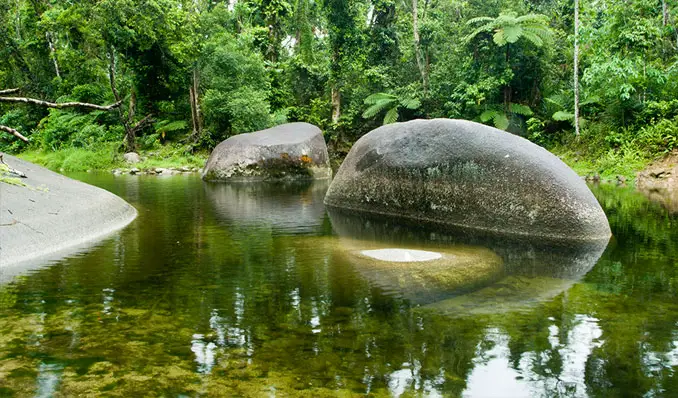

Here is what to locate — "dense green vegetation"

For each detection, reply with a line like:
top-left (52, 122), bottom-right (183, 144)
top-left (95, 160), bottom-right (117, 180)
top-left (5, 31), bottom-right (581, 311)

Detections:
top-left (1, 0), bottom-right (677, 175)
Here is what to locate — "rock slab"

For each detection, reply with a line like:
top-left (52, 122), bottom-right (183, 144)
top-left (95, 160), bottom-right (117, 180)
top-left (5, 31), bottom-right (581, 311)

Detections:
top-left (324, 119), bottom-right (611, 241)
top-left (202, 122), bottom-right (332, 182)
top-left (0, 154), bottom-right (137, 268)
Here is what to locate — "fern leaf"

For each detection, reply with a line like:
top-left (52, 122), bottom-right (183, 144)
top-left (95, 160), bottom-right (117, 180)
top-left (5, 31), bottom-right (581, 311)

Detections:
top-left (552, 111), bottom-right (574, 121)
top-left (510, 103), bottom-right (533, 116)
top-left (362, 99), bottom-right (395, 119)
top-left (364, 93), bottom-right (396, 105)
top-left (466, 16), bottom-right (494, 25)
top-left (383, 107), bottom-right (399, 125)
top-left (399, 98), bottom-right (421, 110)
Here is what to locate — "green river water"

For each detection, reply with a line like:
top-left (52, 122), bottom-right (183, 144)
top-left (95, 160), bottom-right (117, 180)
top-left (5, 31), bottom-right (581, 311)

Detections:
top-left (1, 174), bottom-right (677, 397)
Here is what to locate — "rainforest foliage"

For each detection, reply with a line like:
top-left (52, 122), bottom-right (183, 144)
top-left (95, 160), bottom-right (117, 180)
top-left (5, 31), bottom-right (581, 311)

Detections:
top-left (0, 0), bottom-right (677, 172)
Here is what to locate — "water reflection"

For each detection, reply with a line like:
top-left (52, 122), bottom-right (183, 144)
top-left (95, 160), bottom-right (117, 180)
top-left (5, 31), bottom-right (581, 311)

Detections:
top-left (327, 208), bottom-right (609, 312)
top-left (0, 177), bottom-right (677, 396)
top-left (204, 180), bottom-right (329, 235)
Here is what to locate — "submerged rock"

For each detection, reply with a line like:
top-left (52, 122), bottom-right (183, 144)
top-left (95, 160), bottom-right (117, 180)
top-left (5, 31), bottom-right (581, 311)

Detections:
top-left (0, 154), bottom-right (137, 269)
top-left (328, 209), bottom-right (504, 304)
top-left (324, 119), bottom-right (611, 241)
top-left (328, 208), bottom-right (608, 310)
top-left (202, 122), bottom-right (332, 182)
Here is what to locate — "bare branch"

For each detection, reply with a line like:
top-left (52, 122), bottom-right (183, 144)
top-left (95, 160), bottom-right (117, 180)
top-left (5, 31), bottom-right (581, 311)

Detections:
top-left (0, 88), bottom-right (20, 96)
top-left (130, 114), bottom-right (155, 135)
top-left (0, 96), bottom-right (122, 111)
top-left (0, 125), bottom-right (29, 142)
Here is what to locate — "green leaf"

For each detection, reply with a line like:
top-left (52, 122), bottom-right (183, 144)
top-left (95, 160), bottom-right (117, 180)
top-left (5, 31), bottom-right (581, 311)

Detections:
top-left (493, 113), bottom-right (510, 130)
top-left (493, 30), bottom-right (507, 46)
top-left (510, 103), bottom-right (533, 116)
top-left (502, 25), bottom-right (522, 44)
top-left (364, 93), bottom-right (396, 105)
top-left (399, 98), bottom-right (421, 110)
top-left (155, 120), bottom-right (188, 133)
top-left (362, 99), bottom-right (396, 119)
top-left (553, 111), bottom-right (574, 121)
top-left (383, 108), bottom-right (399, 125)
top-left (480, 110), bottom-right (498, 122)
top-left (466, 16), bottom-right (494, 25)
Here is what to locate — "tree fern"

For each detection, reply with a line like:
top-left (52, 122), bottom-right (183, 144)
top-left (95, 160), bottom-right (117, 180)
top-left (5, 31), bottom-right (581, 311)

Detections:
top-left (362, 92), bottom-right (420, 125)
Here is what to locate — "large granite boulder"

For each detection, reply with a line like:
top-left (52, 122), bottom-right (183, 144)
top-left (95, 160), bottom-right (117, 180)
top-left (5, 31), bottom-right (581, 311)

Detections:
top-left (202, 122), bottom-right (332, 182)
top-left (0, 154), bottom-right (137, 269)
top-left (324, 119), bottom-right (611, 241)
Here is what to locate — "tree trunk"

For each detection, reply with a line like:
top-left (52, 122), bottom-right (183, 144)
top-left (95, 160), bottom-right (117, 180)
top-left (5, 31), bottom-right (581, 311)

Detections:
top-left (108, 47), bottom-right (136, 152)
top-left (189, 67), bottom-right (203, 144)
top-left (331, 87), bottom-right (341, 124)
top-left (574, 0), bottom-right (580, 138)
top-left (412, 0), bottom-right (428, 93)
top-left (128, 89), bottom-right (136, 126)
top-left (663, 0), bottom-right (669, 26)
top-left (46, 32), bottom-right (60, 79)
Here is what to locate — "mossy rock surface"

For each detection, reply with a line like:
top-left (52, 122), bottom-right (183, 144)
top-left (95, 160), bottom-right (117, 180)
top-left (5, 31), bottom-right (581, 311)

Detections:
top-left (202, 122), bottom-right (332, 182)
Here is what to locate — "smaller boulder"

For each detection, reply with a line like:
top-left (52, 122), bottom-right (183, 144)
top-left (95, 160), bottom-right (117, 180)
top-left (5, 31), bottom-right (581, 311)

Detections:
top-left (202, 122), bottom-right (332, 182)
top-left (123, 152), bottom-right (141, 164)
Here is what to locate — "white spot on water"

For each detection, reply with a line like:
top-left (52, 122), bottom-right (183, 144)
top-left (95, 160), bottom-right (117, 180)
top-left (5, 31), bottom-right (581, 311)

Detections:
top-left (360, 249), bottom-right (443, 263)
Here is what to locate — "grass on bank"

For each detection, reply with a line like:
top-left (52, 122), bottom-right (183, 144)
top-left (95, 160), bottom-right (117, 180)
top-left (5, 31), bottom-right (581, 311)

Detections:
top-left (17, 144), bottom-right (208, 173)
top-left (550, 146), bottom-right (652, 182)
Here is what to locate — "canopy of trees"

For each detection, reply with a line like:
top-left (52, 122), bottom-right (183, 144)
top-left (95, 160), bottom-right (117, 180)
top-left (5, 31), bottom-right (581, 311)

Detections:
top-left (0, 0), bottom-right (676, 157)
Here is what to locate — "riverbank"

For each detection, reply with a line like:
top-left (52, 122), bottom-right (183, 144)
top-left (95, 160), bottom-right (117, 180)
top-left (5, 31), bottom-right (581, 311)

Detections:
top-left (16, 145), bottom-right (208, 174)
top-left (550, 146), bottom-right (659, 185)
top-left (6, 141), bottom-right (666, 183)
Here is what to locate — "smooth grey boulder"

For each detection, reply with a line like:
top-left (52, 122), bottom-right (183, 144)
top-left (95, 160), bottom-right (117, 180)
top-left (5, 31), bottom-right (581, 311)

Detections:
top-left (202, 122), bottom-right (332, 182)
top-left (324, 119), bottom-right (611, 241)
top-left (123, 152), bottom-right (141, 164)
top-left (0, 154), bottom-right (137, 268)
